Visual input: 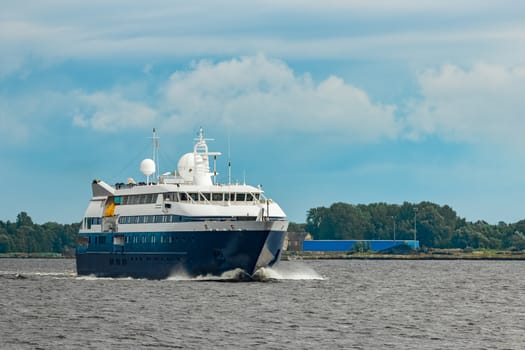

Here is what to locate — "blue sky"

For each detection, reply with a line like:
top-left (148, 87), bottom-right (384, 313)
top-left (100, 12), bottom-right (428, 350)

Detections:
top-left (1, 1), bottom-right (525, 224)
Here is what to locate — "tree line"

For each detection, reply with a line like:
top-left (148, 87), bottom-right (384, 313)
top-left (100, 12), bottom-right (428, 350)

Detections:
top-left (3, 203), bottom-right (525, 254)
top-left (0, 212), bottom-right (79, 254)
top-left (296, 201), bottom-right (525, 250)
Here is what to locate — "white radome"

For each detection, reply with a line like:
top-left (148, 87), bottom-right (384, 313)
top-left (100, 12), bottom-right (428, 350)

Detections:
top-left (140, 158), bottom-right (156, 176)
top-left (177, 153), bottom-right (194, 181)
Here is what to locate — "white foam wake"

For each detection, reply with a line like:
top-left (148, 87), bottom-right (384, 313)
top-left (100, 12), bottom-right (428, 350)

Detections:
top-left (167, 268), bottom-right (250, 281)
top-left (253, 262), bottom-right (325, 281)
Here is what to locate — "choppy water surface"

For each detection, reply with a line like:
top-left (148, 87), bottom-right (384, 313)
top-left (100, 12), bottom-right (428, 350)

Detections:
top-left (1, 258), bottom-right (525, 349)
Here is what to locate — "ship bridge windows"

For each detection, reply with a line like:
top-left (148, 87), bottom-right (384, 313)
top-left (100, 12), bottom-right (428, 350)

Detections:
top-left (164, 192), bottom-right (179, 202)
top-left (174, 191), bottom-right (261, 203)
top-left (212, 193), bottom-right (223, 201)
top-left (121, 193), bottom-right (159, 205)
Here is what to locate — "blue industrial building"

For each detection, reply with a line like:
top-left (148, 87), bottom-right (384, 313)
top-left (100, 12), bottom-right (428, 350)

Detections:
top-left (302, 240), bottom-right (419, 252)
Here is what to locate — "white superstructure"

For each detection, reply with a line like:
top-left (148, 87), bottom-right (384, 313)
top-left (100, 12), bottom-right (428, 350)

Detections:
top-left (80, 128), bottom-right (287, 234)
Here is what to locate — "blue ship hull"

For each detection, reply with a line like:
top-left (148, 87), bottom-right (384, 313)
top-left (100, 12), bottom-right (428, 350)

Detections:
top-left (76, 229), bottom-right (286, 279)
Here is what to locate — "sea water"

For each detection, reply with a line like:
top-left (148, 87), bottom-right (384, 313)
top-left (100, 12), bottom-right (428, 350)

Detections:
top-left (1, 258), bottom-right (524, 349)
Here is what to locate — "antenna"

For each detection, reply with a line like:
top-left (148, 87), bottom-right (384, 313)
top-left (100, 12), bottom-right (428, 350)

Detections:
top-left (227, 132), bottom-right (232, 185)
top-left (152, 128), bottom-right (160, 182)
top-left (213, 155), bottom-right (217, 185)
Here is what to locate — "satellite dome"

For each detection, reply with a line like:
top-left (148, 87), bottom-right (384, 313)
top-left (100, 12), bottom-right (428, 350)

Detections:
top-left (177, 153), bottom-right (194, 181)
top-left (140, 158), bottom-right (156, 176)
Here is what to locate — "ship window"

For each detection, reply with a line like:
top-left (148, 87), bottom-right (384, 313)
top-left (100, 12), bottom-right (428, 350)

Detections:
top-left (180, 193), bottom-right (188, 201)
top-left (99, 236), bottom-right (106, 244)
top-left (236, 193), bottom-right (246, 201)
top-left (141, 235), bottom-right (146, 243)
top-left (201, 193), bottom-right (211, 201)
top-left (212, 193), bottom-right (223, 201)
top-left (247, 194), bottom-right (255, 201)
top-left (125, 236), bottom-right (130, 244)
top-left (146, 215), bottom-right (154, 224)
top-left (151, 235), bottom-right (156, 244)
top-left (189, 193), bottom-right (198, 201)
top-left (114, 196), bottom-right (123, 204)
top-left (254, 193), bottom-right (260, 200)
top-left (136, 216), bottom-right (144, 224)
top-left (87, 217), bottom-right (101, 228)
top-left (154, 215), bottom-right (163, 223)
top-left (164, 192), bottom-right (179, 202)
top-left (169, 235), bottom-right (173, 243)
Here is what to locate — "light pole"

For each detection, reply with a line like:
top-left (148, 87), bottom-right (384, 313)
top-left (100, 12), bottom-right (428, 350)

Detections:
top-left (391, 216), bottom-right (396, 242)
top-left (413, 207), bottom-right (418, 248)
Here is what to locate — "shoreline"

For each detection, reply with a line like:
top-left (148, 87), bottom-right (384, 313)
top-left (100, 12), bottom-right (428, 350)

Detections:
top-left (2, 250), bottom-right (525, 261)
top-left (0, 253), bottom-right (73, 259)
top-left (282, 250), bottom-right (525, 261)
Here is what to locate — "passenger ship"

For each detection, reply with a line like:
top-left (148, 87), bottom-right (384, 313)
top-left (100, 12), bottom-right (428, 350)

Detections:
top-left (76, 128), bottom-right (288, 279)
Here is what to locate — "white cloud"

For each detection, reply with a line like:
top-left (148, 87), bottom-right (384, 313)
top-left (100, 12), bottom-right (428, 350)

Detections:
top-left (1, 1), bottom-right (524, 77)
top-left (0, 91), bottom-right (64, 144)
top-left (161, 55), bottom-right (398, 141)
top-left (406, 63), bottom-right (525, 146)
top-left (0, 87), bottom-right (157, 146)
top-left (72, 91), bottom-right (157, 132)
